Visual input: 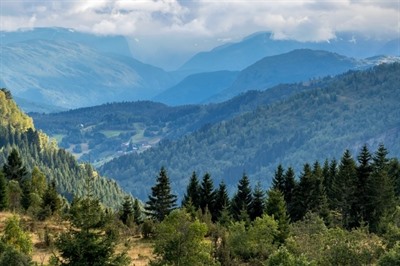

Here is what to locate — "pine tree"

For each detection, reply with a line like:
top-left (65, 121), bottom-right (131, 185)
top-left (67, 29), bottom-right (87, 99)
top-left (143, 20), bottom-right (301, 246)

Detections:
top-left (230, 173), bottom-right (253, 221)
top-left (0, 171), bottom-right (9, 211)
top-left (199, 173), bottom-right (216, 215)
top-left (214, 182), bottom-right (230, 222)
top-left (249, 182), bottom-right (265, 221)
top-left (265, 189), bottom-right (290, 243)
top-left (120, 196), bottom-right (134, 225)
top-left (40, 180), bottom-right (61, 219)
top-left (332, 150), bottom-right (357, 228)
top-left (366, 144), bottom-right (396, 232)
top-left (133, 198), bottom-right (143, 225)
top-left (282, 167), bottom-right (296, 219)
top-left (272, 164), bottom-right (285, 192)
top-left (3, 148), bottom-right (27, 182)
top-left (145, 167), bottom-right (177, 222)
top-left (182, 171), bottom-right (200, 209)
top-left (355, 144), bottom-right (372, 226)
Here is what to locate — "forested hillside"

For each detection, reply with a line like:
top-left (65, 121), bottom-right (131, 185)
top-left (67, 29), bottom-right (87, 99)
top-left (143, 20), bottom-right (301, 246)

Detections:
top-left (0, 89), bottom-right (128, 208)
top-left (31, 81), bottom-right (317, 164)
top-left (100, 63), bottom-right (400, 200)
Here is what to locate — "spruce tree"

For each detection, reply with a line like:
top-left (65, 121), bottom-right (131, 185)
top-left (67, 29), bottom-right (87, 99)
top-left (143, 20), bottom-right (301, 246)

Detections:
top-left (0, 171), bottom-right (9, 211)
top-left (272, 164), bottom-right (285, 192)
top-left (265, 189), bottom-right (290, 243)
top-left (3, 148), bottom-right (27, 182)
top-left (199, 173), bottom-right (216, 215)
top-left (332, 150), bottom-right (357, 228)
top-left (133, 198), bottom-right (143, 225)
top-left (367, 144), bottom-right (396, 232)
top-left (355, 144), bottom-right (372, 226)
top-left (182, 171), bottom-right (200, 209)
top-left (214, 182), bottom-right (230, 222)
top-left (283, 167), bottom-right (296, 219)
top-left (230, 173), bottom-right (253, 221)
top-left (120, 196), bottom-right (134, 225)
top-left (145, 167), bottom-right (177, 222)
top-left (249, 182), bottom-right (265, 221)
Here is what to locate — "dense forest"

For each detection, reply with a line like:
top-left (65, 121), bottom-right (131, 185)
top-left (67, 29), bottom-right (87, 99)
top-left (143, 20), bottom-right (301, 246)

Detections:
top-left (100, 63), bottom-right (400, 199)
top-left (0, 89), bottom-right (128, 208)
top-left (31, 79), bottom-right (317, 164)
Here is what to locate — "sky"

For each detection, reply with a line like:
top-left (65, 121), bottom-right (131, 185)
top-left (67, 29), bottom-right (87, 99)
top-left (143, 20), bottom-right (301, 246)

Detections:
top-left (1, 0), bottom-right (399, 69)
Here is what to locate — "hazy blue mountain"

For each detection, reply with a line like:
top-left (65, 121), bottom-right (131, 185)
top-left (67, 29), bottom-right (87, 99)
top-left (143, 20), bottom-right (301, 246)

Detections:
top-left (179, 32), bottom-right (398, 73)
top-left (1, 27), bottom-right (132, 57)
top-left (153, 71), bottom-right (239, 105)
top-left (99, 63), bottom-right (400, 200)
top-left (1, 39), bottom-right (175, 110)
top-left (210, 49), bottom-right (363, 102)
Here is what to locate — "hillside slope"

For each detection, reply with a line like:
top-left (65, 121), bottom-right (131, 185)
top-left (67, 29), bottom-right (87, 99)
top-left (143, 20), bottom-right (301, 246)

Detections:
top-left (0, 89), bottom-right (129, 208)
top-left (99, 63), bottom-right (400, 200)
top-left (0, 40), bottom-right (175, 110)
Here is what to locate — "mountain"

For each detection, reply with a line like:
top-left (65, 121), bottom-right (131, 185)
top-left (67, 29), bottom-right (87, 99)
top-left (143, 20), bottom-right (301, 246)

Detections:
top-left (0, 39), bottom-right (175, 110)
top-left (0, 89), bottom-right (129, 208)
top-left (31, 80), bottom-right (317, 166)
top-left (179, 32), bottom-right (399, 74)
top-left (1, 27), bottom-right (132, 57)
top-left (153, 71), bottom-right (239, 105)
top-left (210, 49), bottom-right (363, 102)
top-left (99, 63), bottom-right (400, 200)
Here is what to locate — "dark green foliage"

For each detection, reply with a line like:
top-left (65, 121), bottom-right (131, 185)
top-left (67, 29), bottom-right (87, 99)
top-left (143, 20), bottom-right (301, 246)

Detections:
top-left (2, 148), bottom-right (27, 182)
top-left (265, 189), bottom-right (290, 243)
top-left (366, 144), bottom-right (396, 233)
top-left (53, 196), bottom-right (130, 266)
top-left (249, 182), bottom-right (265, 221)
top-left (214, 182), bottom-right (230, 222)
top-left (182, 171), bottom-right (200, 209)
top-left (199, 173), bottom-right (216, 214)
top-left (0, 171), bottom-right (8, 210)
top-left (282, 167), bottom-right (296, 219)
top-left (145, 167), bottom-right (177, 222)
top-left (99, 63), bottom-right (400, 200)
top-left (133, 198), bottom-right (143, 225)
top-left (119, 196), bottom-right (134, 226)
top-left (40, 180), bottom-right (61, 219)
top-left (332, 150), bottom-right (357, 228)
top-left (0, 245), bottom-right (32, 266)
top-left (272, 164), bottom-right (285, 192)
top-left (231, 173), bottom-right (253, 221)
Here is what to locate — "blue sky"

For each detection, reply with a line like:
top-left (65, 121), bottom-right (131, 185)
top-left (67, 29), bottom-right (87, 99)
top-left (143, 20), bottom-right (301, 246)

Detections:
top-left (1, 0), bottom-right (399, 69)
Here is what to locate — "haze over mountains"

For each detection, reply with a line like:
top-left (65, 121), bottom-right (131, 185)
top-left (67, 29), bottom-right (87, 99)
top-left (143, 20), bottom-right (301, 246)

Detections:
top-left (1, 28), bottom-right (399, 111)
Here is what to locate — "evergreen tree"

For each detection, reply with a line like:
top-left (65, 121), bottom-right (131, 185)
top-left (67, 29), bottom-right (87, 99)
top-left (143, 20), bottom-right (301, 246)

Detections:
top-left (332, 150), bottom-right (357, 228)
top-left (120, 196), bottom-right (134, 226)
top-left (282, 167), bottom-right (296, 219)
top-left (265, 189), bottom-right (290, 243)
top-left (30, 166), bottom-right (47, 198)
top-left (182, 171), bottom-right (200, 209)
top-left (325, 159), bottom-right (338, 208)
top-left (199, 173), bottom-right (216, 215)
top-left (231, 173), bottom-right (253, 221)
top-left (367, 144), bottom-right (396, 232)
top-left (20, 179), bottom-right (31, 211)
top-left (355, 144), bottom-right (372, 226)
top-left (272, 164), bottom-right (285, 192)
top-left (133, 198), bottom-right (143, 225)
top-left (54, 195), bottom-right (130, 265)
top-left (0, 171), bottom-right (8, 211)
top-left (40, 180), bottom-right (61, 219)
top-left (145, 167), bottom-right (177, 222)
top-left (214, 182), bottom-right (230, 222)
top-left (249, 182), bottom-right (265, 221)
top-left (3, 148), bottom-right (27, 182)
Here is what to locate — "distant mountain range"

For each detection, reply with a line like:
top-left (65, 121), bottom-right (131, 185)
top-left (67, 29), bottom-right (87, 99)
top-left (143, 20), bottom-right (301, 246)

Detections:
top-left (179, 31), bottom-right (399, 73)
top-left (98, 63), bottom-right (400, 200)
top-left (1, 39), bottom-right (175, 110)
top-left (1, 28), bottom-right (399, 111)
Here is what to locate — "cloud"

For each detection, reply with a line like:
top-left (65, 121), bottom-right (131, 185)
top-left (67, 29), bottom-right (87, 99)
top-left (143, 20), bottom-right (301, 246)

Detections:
top-left (1, 0), bottom-right (398, 68)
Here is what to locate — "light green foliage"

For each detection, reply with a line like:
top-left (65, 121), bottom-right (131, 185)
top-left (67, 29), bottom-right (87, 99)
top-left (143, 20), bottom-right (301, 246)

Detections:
top-left (151, 209), bottom-right (217, 266)
top-left (265, 246), bottom-right (315, 266)
top-left (287, 213), bottom-right (385, 265)
top-left (1, 215), bottom-right (32, 255)
top-left (265, 189), bottom-right (290, 243)
top-left (378, 242), bottom-right (400, 266)
top-left (228, 214), bottom-right (279, 262)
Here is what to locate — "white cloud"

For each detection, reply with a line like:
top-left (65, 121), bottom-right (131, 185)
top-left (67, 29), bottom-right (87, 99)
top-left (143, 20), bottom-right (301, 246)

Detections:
top-left (1, 0), bottom-right (398, 68)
